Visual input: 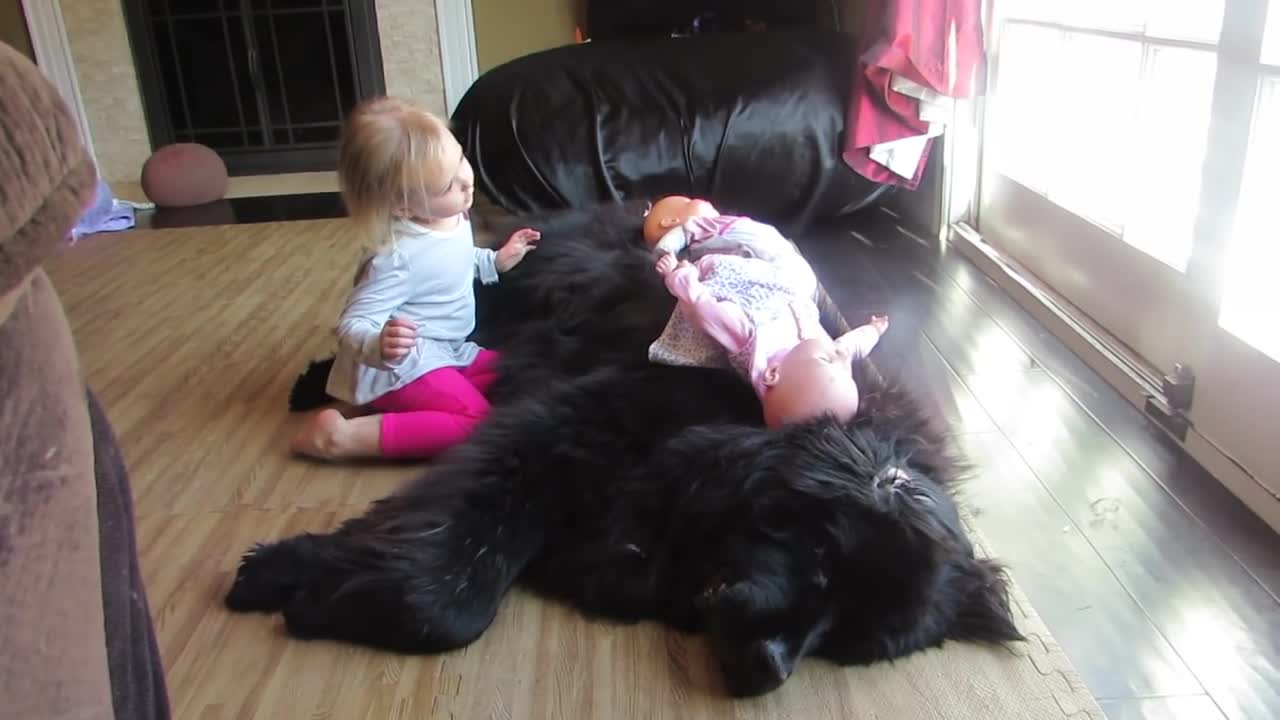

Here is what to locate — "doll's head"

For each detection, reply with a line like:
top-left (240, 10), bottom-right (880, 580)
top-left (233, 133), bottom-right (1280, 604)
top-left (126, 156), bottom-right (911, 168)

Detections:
top-left (643, 195), bottom-right (720, 247)
top-left (759, 335), bottom-right (863, 428)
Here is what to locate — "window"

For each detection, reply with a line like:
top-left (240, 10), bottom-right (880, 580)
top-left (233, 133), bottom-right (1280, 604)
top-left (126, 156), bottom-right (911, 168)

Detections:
top-left (1000, 0), bottom-right (1224, 42)
top-left (1218, 77), bottom-right (1280, 360)
top-left (1123, 46), bottom-right (1218, 271)
top-left (989, 6), bottom-right (1220, 271)
top-left (1264, 0), bottom-right (1280, 65)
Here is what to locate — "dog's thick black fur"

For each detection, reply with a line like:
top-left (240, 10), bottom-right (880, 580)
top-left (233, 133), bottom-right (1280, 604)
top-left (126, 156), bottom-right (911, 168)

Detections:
top-left (232, 201), bottom-right (1022, 697)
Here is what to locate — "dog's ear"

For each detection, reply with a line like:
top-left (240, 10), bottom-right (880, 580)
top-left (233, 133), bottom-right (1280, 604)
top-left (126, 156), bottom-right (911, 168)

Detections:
top-left (949, 557), bottom-right (1024, 644)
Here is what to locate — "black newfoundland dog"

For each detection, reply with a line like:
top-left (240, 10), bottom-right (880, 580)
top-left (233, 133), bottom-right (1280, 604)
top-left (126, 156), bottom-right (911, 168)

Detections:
top-left (226, 202), bottom-right (1022, 697)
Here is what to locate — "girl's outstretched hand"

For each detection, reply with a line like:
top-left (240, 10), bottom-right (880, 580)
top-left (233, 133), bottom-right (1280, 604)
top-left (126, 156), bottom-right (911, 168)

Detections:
top-left (497, 227), bottom-right (540, 272)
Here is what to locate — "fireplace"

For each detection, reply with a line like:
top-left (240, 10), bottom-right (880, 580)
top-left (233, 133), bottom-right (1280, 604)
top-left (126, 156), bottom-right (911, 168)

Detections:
top-left (122, 0), bottom-right (385, 175)
top-left (585, 0), bottom-right (842, 41)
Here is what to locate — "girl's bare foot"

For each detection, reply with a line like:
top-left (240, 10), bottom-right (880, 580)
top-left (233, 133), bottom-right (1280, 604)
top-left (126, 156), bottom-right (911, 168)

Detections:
top-left (289, 408), bottom-right (382, 460)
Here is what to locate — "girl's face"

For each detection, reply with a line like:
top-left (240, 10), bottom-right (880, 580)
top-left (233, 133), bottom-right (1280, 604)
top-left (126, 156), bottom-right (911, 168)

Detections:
top-left (399, 138), bottom-right (475, 223)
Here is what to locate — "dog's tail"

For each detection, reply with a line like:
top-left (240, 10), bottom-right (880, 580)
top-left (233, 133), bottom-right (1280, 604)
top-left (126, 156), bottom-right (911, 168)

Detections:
top-left (288, 357), bottom-right (336, 411)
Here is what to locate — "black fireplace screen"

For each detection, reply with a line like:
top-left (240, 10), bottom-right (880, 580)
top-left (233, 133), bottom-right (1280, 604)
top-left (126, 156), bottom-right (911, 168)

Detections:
top-left (124, 0), bottom-right (384, 175)
top-left (585, 0), bottom-right (842, 41)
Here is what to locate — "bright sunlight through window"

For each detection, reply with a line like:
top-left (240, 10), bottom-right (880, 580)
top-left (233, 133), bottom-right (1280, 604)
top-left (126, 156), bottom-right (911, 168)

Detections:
top-left (1218, 78), bottom-right (1280, 362)
top-left (992, 22), bottom-right (1216, 272)
top-left (1001, 0), bottom-right (1224, 43)
top-left (1265, 0), bottom-right (1280, 65)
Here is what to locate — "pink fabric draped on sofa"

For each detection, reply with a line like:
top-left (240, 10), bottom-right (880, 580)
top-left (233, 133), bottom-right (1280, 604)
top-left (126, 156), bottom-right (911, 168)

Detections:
top-left (842, 0), bottom-right (984, 189)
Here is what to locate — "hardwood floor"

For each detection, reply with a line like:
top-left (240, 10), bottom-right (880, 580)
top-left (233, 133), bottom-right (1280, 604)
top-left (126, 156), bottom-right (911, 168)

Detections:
top-left (798, 207), bottom-right (1278, 720)
top-left (50, 218), bottom-right (1106, 720)
top-left (46, 204), bottom-right (1276, 719)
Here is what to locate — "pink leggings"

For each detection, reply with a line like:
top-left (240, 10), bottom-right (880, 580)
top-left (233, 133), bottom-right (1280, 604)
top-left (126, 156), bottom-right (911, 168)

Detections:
top-left (369, 349), bottom-right (500, 459)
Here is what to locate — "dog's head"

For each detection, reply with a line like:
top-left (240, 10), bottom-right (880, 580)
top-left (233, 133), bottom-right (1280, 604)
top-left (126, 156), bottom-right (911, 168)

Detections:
top-left (691, 419), bottom-right (1021, 697)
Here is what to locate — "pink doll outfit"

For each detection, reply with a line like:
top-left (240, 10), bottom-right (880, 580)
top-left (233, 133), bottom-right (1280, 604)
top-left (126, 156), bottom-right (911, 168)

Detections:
top-left (654, 253), bottom-right (881, 407)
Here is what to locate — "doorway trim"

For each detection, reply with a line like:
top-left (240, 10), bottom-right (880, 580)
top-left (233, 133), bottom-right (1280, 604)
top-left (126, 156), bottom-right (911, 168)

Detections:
top-left (21, 0), bottom-right (96, 164)
top-left (434, 0), bottom-right (480, 116)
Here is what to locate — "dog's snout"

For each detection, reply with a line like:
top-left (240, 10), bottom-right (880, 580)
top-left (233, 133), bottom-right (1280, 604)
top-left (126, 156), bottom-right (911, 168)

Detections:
top-left (875, 465), bottom-right (912, 490)
top-left (723, 637), bottom-right (796, 697)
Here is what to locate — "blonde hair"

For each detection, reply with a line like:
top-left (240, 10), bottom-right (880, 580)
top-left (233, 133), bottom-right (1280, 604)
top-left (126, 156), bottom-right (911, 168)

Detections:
top-left (337, 96), bottom-right (457, 251)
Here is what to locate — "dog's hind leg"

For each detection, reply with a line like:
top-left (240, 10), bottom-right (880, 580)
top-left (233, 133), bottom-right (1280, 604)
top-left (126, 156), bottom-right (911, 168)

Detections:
top-left (278, 567), bottom-right (507, 654)
top-left (224, 533), bottom-right (333, 613)
top-left (273, 527), bottom-right (520, 654)
top-left (227, 499), bottom-right (535, 654)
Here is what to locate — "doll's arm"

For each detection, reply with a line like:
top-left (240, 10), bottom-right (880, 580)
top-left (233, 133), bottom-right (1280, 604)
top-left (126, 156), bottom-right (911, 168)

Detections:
top-left (652, 225), bottom-right (690, 258)
top-left (662, 262), bottom-right (753, 353)
top-left (835, 320), bottom-right (885, 361)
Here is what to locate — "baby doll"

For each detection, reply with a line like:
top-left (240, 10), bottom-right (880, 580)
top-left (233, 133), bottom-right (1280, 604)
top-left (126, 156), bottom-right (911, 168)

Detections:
top-left (643, 195), bottom-right (796, 265)
top-left (654, 249), bottom-right (887, 428)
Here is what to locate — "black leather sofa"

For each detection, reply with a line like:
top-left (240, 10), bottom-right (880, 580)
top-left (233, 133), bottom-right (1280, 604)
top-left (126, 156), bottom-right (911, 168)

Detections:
top-left (451, 28), bottom-right (891, 233)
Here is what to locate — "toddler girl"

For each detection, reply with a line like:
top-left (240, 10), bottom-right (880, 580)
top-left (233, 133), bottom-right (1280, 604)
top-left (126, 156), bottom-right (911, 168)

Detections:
top-left (291, 97), bottom-right (539, 460)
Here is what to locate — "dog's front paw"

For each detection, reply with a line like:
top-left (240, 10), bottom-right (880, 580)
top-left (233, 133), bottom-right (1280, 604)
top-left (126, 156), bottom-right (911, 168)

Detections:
top-left (224, 542), bottom-right (299, 613)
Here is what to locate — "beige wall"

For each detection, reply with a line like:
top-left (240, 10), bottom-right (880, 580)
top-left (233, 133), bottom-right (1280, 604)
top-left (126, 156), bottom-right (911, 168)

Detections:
top-left (60, 0), bottom-right (150, 185)
top-left (1, 0), bottom-right (33, 61)
top-left (59, 0), bottom-right (446, 184)
top-left (472, 0), bottom-right (582, 73)
top-left (372, 0), bottom-right (447, 116)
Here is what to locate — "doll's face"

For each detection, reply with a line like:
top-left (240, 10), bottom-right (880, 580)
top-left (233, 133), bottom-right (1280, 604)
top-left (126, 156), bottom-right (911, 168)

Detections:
top-left (760, 336), bottom-right (861, 428)
top-left (643, 195), bottom-right (720, 246)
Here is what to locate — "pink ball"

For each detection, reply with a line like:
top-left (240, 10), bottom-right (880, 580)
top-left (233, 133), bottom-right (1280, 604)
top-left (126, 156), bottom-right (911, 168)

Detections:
top-left (140, 143), bottom-right (229, 208)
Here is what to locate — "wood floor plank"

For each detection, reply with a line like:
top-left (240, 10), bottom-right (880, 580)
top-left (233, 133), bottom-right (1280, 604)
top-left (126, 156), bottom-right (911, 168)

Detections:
top-left (824, 210), bottom-right (1038, 379)
top-left (962, 370), bottom-right (1280, 720)
top-left (936, 252), bottom-right (1280, 600)
top-left (955, 430), bottom-right (1203, 699)
top-left (902, 337), bottom-right (999, 434)
top-left (51, 223), bottom-right (419, 516)
top-left (800, 231), bottom-right (997, 434)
